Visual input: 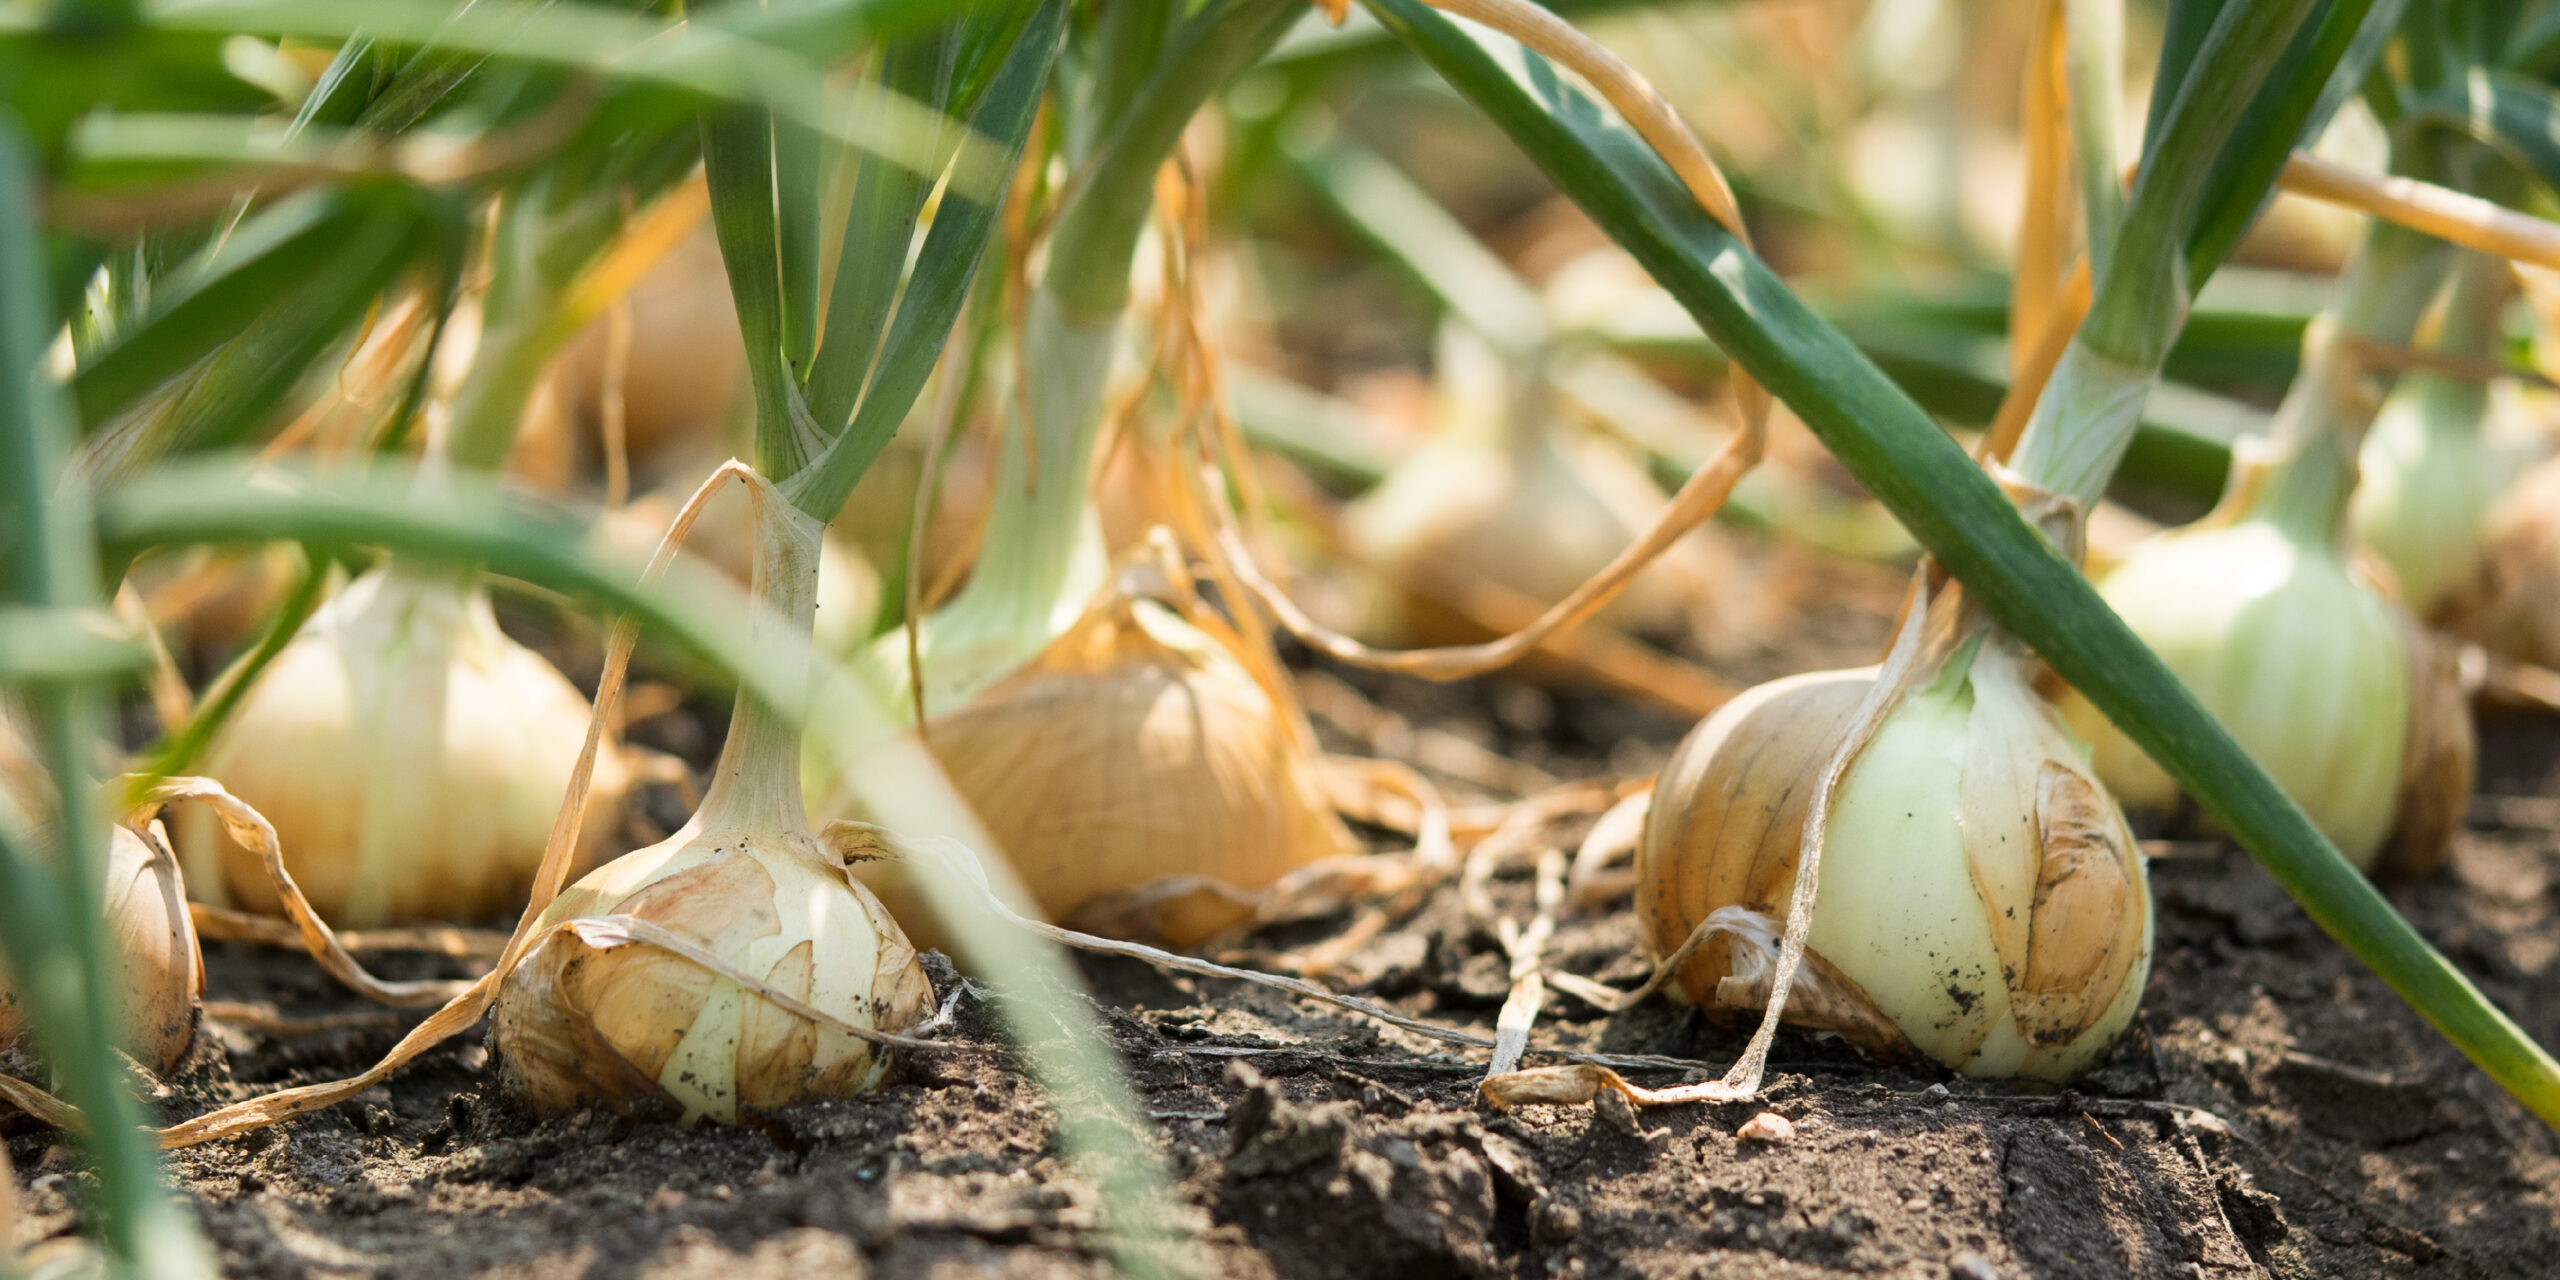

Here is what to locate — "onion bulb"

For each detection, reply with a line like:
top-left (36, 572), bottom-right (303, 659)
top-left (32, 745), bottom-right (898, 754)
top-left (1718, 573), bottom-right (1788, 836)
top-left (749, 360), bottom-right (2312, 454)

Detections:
top-left (1344, 328), bottom-right (1717, 645)
top-left (1640, 627), bottom-right (2152, 1081)
top-left (2058, 508), bottom-right (2472, 876)
top-left (2444, 452), bottom-right (2560, 668)
top-left (180, 564), bottom-right (637, 925)
top-left (494, 814), bottom-right (932, 1124)
top-left (2348, 370), bottom-right (2500, 620)
top-left (863, 556), bottom-right (1355, 947)
top-left (0, 820), bottom-right (204, 1077)
top-left (497, 495), bottom-right (932, 1124)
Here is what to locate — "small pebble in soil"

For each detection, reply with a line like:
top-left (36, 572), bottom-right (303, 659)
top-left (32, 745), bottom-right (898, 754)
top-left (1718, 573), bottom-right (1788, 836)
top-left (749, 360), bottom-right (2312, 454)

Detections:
top-left (1948, 1250), bottom-right (2002, 1280)
top-left (1531, 1195), bottom-right (1580, 1245)
top-left (1735, 1112), bottom-right (1794, 1144)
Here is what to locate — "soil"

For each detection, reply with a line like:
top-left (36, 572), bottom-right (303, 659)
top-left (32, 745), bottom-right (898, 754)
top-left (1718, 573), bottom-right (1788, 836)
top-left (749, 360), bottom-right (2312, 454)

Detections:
top-left (12, 627), bottom-right (2560, 1279)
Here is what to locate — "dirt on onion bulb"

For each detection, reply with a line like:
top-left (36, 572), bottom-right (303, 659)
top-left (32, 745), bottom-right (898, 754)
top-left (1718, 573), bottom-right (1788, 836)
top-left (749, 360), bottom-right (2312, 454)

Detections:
top-left (496, 495), bottom-right (933, 1124)
top-left (862, 551), bottom-right (1355, 948)
top-left (180, 564), bottom-right (640, 925)
top-left (494, 815), bottom-right (933, 1123)
top-left (1639, 621), bottom-right (2152, 1082)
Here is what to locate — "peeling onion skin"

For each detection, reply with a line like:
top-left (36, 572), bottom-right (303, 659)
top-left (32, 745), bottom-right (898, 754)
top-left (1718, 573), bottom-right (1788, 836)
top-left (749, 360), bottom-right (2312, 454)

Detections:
top-left (1640, 644), bottom-right (2153, 1082)
top-left (0, 823), bottom-right (204, 1076)
top-left (495, 826), bottom-right (932, 1126)
top-left (183, 566), bottom-right (635, 926)
top-left (876, 596), bottom-right (1354, 949)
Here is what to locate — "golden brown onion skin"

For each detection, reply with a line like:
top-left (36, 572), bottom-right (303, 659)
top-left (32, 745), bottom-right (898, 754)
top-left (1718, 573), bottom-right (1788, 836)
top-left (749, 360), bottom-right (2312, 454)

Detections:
top-left (495, 827), bottom-right (932, 1125)
top-left (1635, 669), bottom-right (1886, 1041)
top-left (906, 599), bottom-right (1354, 948)
top-left (2449, 454), bottom-right (2560, 668)
top-left (0, 823), bottom-right (204, 1075)
top-left (2376, 617), bottom-right (2475, 882)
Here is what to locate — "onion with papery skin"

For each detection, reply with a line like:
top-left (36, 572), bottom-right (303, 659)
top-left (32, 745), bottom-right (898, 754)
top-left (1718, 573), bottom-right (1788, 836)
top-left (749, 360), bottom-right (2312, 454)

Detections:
top-left (2447, 452), bottom-right (2560, 668)
top-left (494, 817), bottom-right (932, 1124)
top-left (866, 558), bottom-right (1355, 948)
top-left (0, 821), bottom-right (204, 1077)
top-left (1640, 627), bottom-right (2152, 1082)
top-left (1343, 330), bottom-right (1720, 647)
top-left (2058, 513), bottom-right (2473, 876)
top-left (181, 564), bottom-right (637, 926)
top-left (497, 493), bottom-right (933, 1124)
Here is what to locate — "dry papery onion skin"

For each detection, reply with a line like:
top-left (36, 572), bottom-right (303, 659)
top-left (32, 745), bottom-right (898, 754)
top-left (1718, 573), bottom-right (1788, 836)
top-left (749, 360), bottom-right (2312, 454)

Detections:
top-left (1640, 638), bottom-right (2153, 1082)
top-left (181, 565), bottom-right (635, 926)
top-left (0, 822), bottom-right (204, 1077)
top-left (2448, 453), bottom-right (2560, 669)
top-left (2060, 518), bottom-right (2472, 877)
top-left (867, 589), bottom-right (1354, 949)
top-left (495, 824), bottom-right (932, 1124)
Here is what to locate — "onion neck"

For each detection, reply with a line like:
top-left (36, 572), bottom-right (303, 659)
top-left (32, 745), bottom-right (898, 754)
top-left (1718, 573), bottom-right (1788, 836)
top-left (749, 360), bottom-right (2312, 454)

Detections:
top-left (2387, 248), bottom-right (2510, 447)
top-left (697, 495), bottom-right (824, 836)
top-left (2010, 340), bottom-right (2159, 510)
top-left (925, 287), bottom-right (1115, 698)
top-left (2232, 225), bottom-right (2449, 546)
top-left (1498, 348), bottom-right (1562, 469)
